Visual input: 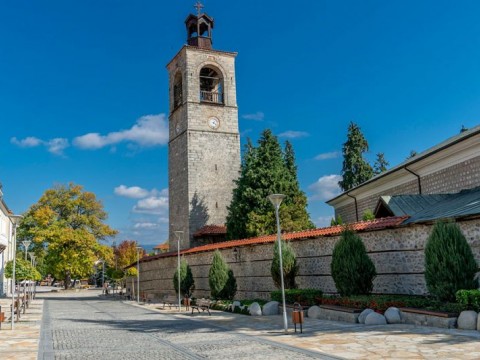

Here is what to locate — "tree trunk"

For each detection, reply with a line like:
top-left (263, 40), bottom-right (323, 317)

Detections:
top-left (64, 271), bottom-right (71, 289)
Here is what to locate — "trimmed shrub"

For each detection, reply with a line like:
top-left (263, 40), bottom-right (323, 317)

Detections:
top-left (331, 229), bottom-right (377, 296)
top-left (425, 221), bottom-right (479, 302)
top-left (173, 258), bottom-right (195, 297)
top-left (271, 288), bottom-right (323, 306)
top-left (362, 209), bottom-right (375, 221)
top-left (218, 269), bottom-right (237, 300)
top-left (208, 250), bottom-right (229, 299)
top-left (271, 239), bottom-right (298, 289)
top-left (456, 289), bottom-right (480, 312)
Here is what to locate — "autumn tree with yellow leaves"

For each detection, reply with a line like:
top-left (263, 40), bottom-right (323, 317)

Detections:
top-left (18, 183), bottom-right (117, 289)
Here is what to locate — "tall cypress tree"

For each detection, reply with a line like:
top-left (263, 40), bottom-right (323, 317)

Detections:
top-left (226, 130), bottom-right (313, 240)
top-left (373, 153), bottom-right (389, 175)
top-left (339, 122), bottom-right (374, 191)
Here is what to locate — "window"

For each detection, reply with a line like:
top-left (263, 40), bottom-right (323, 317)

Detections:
top-left (173, 72), bottom-right (183, 109)
top-left (199, 66), bottom-right (223, 104)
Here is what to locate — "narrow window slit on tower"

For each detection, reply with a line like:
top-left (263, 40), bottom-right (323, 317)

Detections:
top-left (215, 164), bottom-right (217, 171)
top-left (216, 202), bottom-right (218, 208)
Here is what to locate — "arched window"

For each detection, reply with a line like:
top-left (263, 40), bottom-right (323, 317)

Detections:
top-left (199, 66), bottom-right (223, 104)
top-left (173, 72), bottom-right (183, 109)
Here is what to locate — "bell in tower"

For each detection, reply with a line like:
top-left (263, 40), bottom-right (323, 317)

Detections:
top-left (185, 1), bottom-right (214, 49)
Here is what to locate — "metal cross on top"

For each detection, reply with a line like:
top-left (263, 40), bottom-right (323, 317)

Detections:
top-left (194, 1), bottom-right (204, 16)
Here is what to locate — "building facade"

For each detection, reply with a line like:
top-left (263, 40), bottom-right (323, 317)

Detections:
top-left (0, 186), bottom-right (13, 297)
top-left (328, 125), bottom-right (480, 223)
top-left (167, 8), bottom-right (240, 250)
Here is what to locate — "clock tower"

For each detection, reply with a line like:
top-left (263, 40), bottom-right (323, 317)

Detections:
top-left (167, 3), bottom-right (240, 250)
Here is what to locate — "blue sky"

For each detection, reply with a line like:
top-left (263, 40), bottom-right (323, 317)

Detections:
top-left (1, 1), bottom-right (480, 248)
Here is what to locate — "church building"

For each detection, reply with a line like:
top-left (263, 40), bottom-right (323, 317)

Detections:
top-left (167, 3), bottom-right (240, 251)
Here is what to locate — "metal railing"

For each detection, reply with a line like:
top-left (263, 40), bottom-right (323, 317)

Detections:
top-left (200, 90), bottom-right (223, 104)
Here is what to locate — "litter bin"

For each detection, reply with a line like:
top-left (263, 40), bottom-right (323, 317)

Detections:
top-left (292, 302), bottom-right (304, 333)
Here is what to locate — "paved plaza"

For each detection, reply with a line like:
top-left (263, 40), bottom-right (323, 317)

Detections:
top-left (1, 289), bottom-right (480, 359)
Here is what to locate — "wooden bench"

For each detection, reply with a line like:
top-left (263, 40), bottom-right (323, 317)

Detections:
top-left (10, 299), bottom-right (21, 321)
top-left (191, 298), bottom-right (213, 315)
top-left (161, 295), bottom-right (180, 309)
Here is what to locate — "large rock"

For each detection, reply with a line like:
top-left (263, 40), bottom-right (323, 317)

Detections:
top-left (249, 302), bottom-right (262, 316)
top-left (384, 307), bottom-right (402, 324)
top-left (457, 310), bottom-right (478, 330)
top-left (365, 312), bottom-right (387, 325)
top-left (262, 301), bottom-right (279, 316)
top-left (307, 306), bottom-right (322, 319)
top-left (232, 301), bottom-right (242, 311)
top-left (358, 309), bottom-right (374, 324)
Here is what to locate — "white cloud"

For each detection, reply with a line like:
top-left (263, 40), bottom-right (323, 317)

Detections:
top-left (11, 136), bottom-right (43, 147)
top-left (133, 196), bottom-right (169, 214)
top-left (315, 151), bottom-right (340, 161)
top-left (134, 222), bottom-right (159, 229)
top-left (73, 114), bottom-right (169, 149)
top-left (114, 185), bottom-right (149, 199)
top-left (309, 174), bottom-right (343, 201)
top-left (278, 131), bottom-right (309, 139)
top-left (46, 138), bottom-right (69, 156)
top-left (11, 136), bottom-right (69, 156)
top-left (242, 112), bottom-right (264, 121)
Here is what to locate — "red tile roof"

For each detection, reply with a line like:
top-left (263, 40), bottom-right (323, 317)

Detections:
top-left (193, 224), bottom-right (227, 237)
top-left (154, 243), bottom-right (169, 250)
top-left (131, 216), bottom-right (408, 267)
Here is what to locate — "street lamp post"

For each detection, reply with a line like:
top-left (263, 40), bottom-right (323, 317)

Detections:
top-left (8, 214), bottom-right (23, 330)
top-left (136, 246), bottom-right (142, 303)
top-left (174, 231), bottom-right (183, 311)
top-left (29, 253), bottom-right (36, 300)
top-left (268, 194), bottom-right (288, 334)
top-left (22, 240), bottom-right (31, 261)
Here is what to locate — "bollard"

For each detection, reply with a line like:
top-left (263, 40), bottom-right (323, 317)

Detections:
top-left (292, 302), bottom-right (304, 333)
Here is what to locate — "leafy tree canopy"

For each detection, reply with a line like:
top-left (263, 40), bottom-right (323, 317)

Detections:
top-left (5, 257), bottom-right (42, 281)
top-left (339, 122), bottom-right (374, 191)
top-left (18, 183), bottom-right (117, 288)
top-left (226, 130), bottom-right (314, 240)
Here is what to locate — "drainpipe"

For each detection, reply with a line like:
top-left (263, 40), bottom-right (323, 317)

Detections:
top-left (346, 193), bottom-right (359, 222)
top-left (404, 166), bottom-right (422, 194)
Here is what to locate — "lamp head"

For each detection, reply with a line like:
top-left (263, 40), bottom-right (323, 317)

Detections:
top-left (268, 194), bottom-right (286, 207)
top-left (8, 214), bottom-right (23, 226)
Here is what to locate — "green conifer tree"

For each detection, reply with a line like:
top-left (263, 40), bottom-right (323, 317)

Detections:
top-left (373, 153), bottom-right (389, 175)
top-left (173, 258), bottom-right (195, 297)
top-left (208, 250), bottom-right (229, 299)
top-left (226, 130), bottom-right (313, 240)
top-left (271, 239), bottom-right (298, 289)
top-left (331, 229), bottom-right (376, 296)
top-left (339, 122), bottom-right (374, 191)
top-left (425, 221), bottom-right (479, 301)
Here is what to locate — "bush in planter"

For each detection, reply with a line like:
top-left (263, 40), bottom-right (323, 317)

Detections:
top-left (331, 229), bottom-right (376, 296)
top-left (271, 288), bottom-right (323, 306)
top-left (173, 258), bottom-right (195, 297)
top-left (456, 289), bottom-right (480, 312)
top-left (271, 239), bottom-right (298, 289)
top-left (425, 221), bottom-right (479, 302)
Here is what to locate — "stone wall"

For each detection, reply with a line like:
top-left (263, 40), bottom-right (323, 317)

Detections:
top-left (134, 218), bottom-right (480, 300)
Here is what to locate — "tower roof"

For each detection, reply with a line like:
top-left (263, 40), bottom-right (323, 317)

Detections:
top-left (185, 2), bottom-right (214, 49)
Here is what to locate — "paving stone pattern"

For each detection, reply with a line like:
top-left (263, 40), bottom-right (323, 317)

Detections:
top-left (38, 293), bottom-right (326, 360)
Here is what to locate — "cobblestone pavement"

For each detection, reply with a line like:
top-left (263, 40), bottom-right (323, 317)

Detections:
top-left (37, 291), bottom-right (332, 360)
top-left (0, 295), bottom-right (43, 360)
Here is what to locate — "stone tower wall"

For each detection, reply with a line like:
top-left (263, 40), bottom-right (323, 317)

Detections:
top-left (168, 46), bottom-right (240, 250)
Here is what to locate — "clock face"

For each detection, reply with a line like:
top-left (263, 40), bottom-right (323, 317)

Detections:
top-left (208, 117), bottom-right (220, 130)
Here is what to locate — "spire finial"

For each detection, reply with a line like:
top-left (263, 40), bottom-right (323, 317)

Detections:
top-left (194, 1), bottom-right (204, 16)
